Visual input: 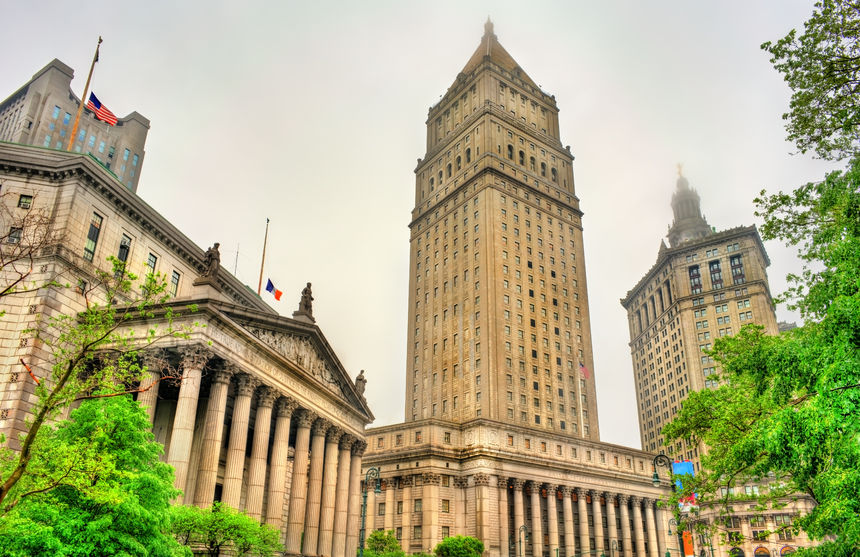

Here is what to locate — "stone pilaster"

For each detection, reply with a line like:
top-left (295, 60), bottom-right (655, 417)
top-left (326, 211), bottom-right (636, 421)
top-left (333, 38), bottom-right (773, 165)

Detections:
top-left (513, 479), bottom-right (525, 555)
top-left (400, 475), bottom-right (414, 551)
top-left (138, 350), bottom-right (165, 424)
top-left (575, 487), bottom-right (589, 555)
top-left (530, 482), bottom-right (543, 557)
top-left (167, 346), bottom-right (211, 500)
top-left (265, 396), bottom-right (297, 528)
top-left (589, 490), bottom-right (604, 554)
top-left (384, 477), bottom-right (395, 531)
top-left (285, 409), bottom-right (315, 554)
top-left (423, 473), bottom-right (441, 551)
top-left (194, 367), bottom-right (233, 507)
top-left (303, 418), bottom-right (331, 555)
top-left (476, 473), bottom-right (492, 549)
top-left (606, 493), bottom-right (619, 557)
top-left (498, 477), bottom-right (510, 557)
top-left (655, 503), bottom-right (668, 557)
top-left (644, 498), bottom-right (659, 557)
top-left (344, 441), bottom-right (366, 557)
top-left (317, 428), bottom-right (343, 556)
top-left (560, 487), bottom-right (576, 557)
top-left (631, 496), bottom-right (647, 557)
top-left (331, 435), bottom-right (354, 557)
top-left (246, 387), bottom-right (277, 519)
top-left (222, 374), bottom-right (257, 508)
top-left (618, 495), bottom-right (633, 557)
top-left (546, 484), bottom-right (559, 557)
top-left (455, 477), bottom-right (468, 534)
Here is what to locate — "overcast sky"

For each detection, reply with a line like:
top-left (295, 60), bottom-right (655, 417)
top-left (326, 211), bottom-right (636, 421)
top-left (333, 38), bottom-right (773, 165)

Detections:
top-left (1, 0), bottom-right (840, 449)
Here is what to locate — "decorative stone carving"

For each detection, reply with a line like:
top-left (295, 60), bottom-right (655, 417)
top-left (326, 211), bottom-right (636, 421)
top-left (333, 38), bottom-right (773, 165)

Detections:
top-left (211, 368), bottom-right (233, 385)
top-left (617, 494), bottom-right (630, 505)
top-left (454, 477), bottom-right (469, 489)
top-left (327, 427), bottom-right (344, 444)
top-left (141, 350), bottom-right (166, 371)
top-left (202, 243), bottom-right (220, 278)
top-left (558, 486), bottom-right (572, 497)
top-left (354, 370), bottom-right (366, 396)
top-left (351, 440), bottom-right (367, 456)
top-left (573, 487), bottom-right (586, 497)
top-left (400, 475), bottom-right (414, 488)
top-left (605, 493), bottom-right (617, 505)
top-left (473, 473), bottom-right (491, 487)
top-left (512, 479), bottom-right (526, 490)
top-left (312, 418), bottom-right (332, 436)
top-left (296, 409), bottom-right (317, 428)
top-left (422, 473), bottom-right (441, 485)
top-left (276, 396), bottom-right (298, 417)
top-left (339, 435), bottom-right (354, 451)
top-left (179, 345), bottom-right (213, 370)
top-left (257, 386), bottom-right (278, 408)
top-left (630, 495), bottom-right (642, 505)
top-left (236, 374), bottom-right (258, 397)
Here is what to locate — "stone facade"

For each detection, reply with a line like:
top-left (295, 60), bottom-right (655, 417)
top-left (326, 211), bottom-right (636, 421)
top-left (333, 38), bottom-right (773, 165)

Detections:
top-left (0, 142), bottom-right (372, 556)
top-left (0, 59), bottom-right (149, 192)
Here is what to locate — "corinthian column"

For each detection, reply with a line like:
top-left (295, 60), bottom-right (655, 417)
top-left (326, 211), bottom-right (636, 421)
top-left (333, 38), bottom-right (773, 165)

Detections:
top-left (331, 435), bottom-right (354, 557)
top-left (194, 367), bottom-right (233, 507)
top-left (400, 475), bottom-right (414, 550)
top-left (530, 482), bottom-right (543, 557)
top-left (246, 387), bottom-right (277, 519)
top-left (345, 441), bottom-right (366, 557)
top-left (618, 495), bottom-right (633, 557)
top-left (590, 490), bottom-right (604, 553)
top-left (138, 350), bottom-right (165, 424)
top-left (631, 497), bottom-right (646, 557)
top-left (644, 499), bottom-right (659, 557)
top-left (266, 396), bottom-right (297, 528)
top-left (303, 418), bottom-right (331, 555)
top-left (423, 473), bottom-right (441, 550)
top-left (513, 479), bottom-right (525, 553)
top-left (560, 487), bottom-right (576, 557)
top-left (222, 374), bottom-right (257, 509)
top-left (606, 493), bottom-right (619, 557)
top-left (167, 346), bottom-right (211, 499)
top-left (476, 473), bottom-right (492, 548)
top-left (546, 485), bottom-right (559, 557)
top-left (285, 409), bottom-right (315, 554)
top-left (575, 488), bottom-right (589, 555)
top-left (317, 428), bottom-right (343, 556)
top-left (498, 478), bottom-right (510, 557)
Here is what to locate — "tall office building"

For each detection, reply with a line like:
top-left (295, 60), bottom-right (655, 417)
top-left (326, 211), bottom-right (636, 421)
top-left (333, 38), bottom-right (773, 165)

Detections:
top-left (0, 59), bottom-right (149, 192)
top-left (405, 20), bottom-right (599, 439)
top-left (364, 22), bottom-right (670, 557)
top-left (621, 173), bottom-right (778, 462)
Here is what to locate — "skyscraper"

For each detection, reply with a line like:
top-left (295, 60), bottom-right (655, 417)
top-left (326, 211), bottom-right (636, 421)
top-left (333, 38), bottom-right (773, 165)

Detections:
top-left (364, 22), bottom-right (670, 557)
top-left (405, 20), bottom-right (599, 439)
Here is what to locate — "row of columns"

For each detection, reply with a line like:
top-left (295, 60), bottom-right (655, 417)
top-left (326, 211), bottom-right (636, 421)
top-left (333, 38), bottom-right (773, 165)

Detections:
top-left (140, 346), bottom-right (367, 557)
top-left (502, 479), bottom-right (666, 557)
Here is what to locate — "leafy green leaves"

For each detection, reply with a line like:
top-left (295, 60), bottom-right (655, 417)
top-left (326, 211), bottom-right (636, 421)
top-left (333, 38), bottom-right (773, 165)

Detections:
top-left (169, 502), bottom-right (282, 557)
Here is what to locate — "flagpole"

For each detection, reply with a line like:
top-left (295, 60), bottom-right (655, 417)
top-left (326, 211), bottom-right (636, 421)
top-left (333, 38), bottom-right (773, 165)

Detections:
top-left (257, 218), bottom-right (270, 295)
top-left (68, 36), bottom-right (102, 152)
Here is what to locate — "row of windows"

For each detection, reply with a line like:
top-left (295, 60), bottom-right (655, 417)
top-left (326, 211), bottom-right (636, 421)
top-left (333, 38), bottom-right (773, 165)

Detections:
top-left (688, 255), bottom-right (745, 294)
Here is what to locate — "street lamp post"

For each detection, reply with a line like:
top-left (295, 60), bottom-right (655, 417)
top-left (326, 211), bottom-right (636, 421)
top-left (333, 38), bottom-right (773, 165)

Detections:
top-left (358, 467), bottom-right (382, 557)
top-left (653, 454), bottom-right (685, 557)
top-left (518, 525), bottom-right (528, 557)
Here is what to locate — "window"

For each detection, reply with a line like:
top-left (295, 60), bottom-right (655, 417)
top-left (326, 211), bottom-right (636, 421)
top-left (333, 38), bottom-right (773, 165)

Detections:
top-left (413, 526), bottom-right (422, 539)
top-left (117, 234), bottom-right (132, 266)
top-left (442, 499), bottom-right (450, 513)
top-left (396, 527), bottom-right (402, 540)
top-left (730, 254), bottom-right (745, 284)
top-left (145, 252), bottom-right (158, 274)
top-left (52, 106), bottom-right (61, 119)
top-left (170, 270), bottom-right (181, 297)
top-left (17, 195), bottom-right (33, 209)
top-left (442, 526), bottom-right (450, 538)
top-left (709, 260), bottom-right (723, 289)
top-left (63, 112), bottom-right (71, 125)
top-left (378, 502), bottom-right (386, 516)
top-left (7, 227), bottom-right (22, 244)
top-left (123, 148), bottom-right (130, 161)
top-left (397, 501), bottom-right (403, 514)
top-left (83, 213), bottom-right (103, 262)
top-left (414, 499), bottom-right (422, 512)
top-left (688, 265), bottom-right (702, 294)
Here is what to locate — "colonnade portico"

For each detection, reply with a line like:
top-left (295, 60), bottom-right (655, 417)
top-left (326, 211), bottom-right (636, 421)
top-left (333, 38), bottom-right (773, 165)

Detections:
top-left (141, 341), bottom-right (371, 557)
top-left (363, 468), bottom-right (668, 557)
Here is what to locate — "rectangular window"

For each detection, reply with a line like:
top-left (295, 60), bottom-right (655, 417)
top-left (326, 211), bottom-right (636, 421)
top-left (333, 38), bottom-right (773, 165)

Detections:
top-left (378, 502), bottom-right (386, 516)
top-left (709, 260), bottom-right (723, 289)
top-left (17, 195), bottom-right (33, 209)
top-left (52, 106), bottom-right (61, 119)
top-left (413, 526), bottom-right (422, 539)
top-left (397, 501), bottom-right (403, 514)
top-left (414, 499), bottom-right (422, 512)
top-left (7, 227), bottom-right (22, 244)
top-left (442, 526), bottom-right (450, 538)
top-left (63, 112), bottom-right (71, 125)
top-left (83, 213), bottom-right (103, 262)
top-left (170, 270), bottom-right (181, 297)
top-left (441, 499), bottom-right (450, 513)
top-left (123, 148), bottom-right (130, 161)
top-left (688, 265), bottom-right (702, 294)
top-left (730, 254), bottom-right (745, 284)
top-left (145, 252), bottom-right (158, 274)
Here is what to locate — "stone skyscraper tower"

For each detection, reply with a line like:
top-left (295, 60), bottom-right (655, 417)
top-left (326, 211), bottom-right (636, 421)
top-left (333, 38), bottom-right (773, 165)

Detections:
top-left (404, 20), bottom-right (600, 440)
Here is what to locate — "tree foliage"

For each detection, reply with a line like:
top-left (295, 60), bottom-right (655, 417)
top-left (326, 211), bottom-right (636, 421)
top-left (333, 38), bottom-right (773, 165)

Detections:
top-left (0, 395), bottom-right (181, 556)
top-left (433, 536), bottom-right (484, 557)
top-left (364, 529), bottom-right (404, 557)
top-left (762, 0), bottom-right (860, 160)
top-left (663, 160), bottom-right (860, 554)
top-left (0, 259), bottom-right (193, 510)
top-left (169, 502), bottom-right (282, 557)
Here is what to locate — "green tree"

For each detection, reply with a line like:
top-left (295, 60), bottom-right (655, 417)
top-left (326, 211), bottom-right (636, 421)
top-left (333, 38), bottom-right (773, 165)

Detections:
top-left (0, 260), bottom-right (192, 510)
top-left (433, 535), bottom-right (484, 557)
top-left (663, 160), bottom-right (860, 553)
top-left (170, 502), bottom-right (282, 557)
top-left (0, 395), bottom-right (182, 556)
top-left (364, 529), bottom-right (404, 557)
top-left (761, 0), bottom-right (860, 160)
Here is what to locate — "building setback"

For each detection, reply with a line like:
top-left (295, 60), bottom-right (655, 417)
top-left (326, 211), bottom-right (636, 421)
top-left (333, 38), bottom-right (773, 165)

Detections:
top-left (364, 22), bottom-right (672, 557)
top-left (0, 59), bottom-right (149, 192)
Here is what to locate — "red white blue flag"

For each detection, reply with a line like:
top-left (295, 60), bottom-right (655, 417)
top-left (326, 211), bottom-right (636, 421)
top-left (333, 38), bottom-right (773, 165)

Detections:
top-left (86, 92), bottom-right (117, 125)
top-left (579, 362), bottom-right (590, 379)
top-left (265, 279), bottom-right (283, 301)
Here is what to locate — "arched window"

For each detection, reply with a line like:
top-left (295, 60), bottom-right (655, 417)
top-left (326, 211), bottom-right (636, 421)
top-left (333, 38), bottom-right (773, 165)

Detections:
top-left (729, 549), bottom-right (745, 557)
top-left (429, 177), bottom-right (434, 189)
top-left (438, 171), bottom-right (443, 183)
top-left (551, 168), bottom-right (558, 182)
top-left (466, 148), bottom-right (472, 163)
top-left (529, 156), bottom-right (535, 171)
top-left (507, 144), bottom-right (514, 160)
top-left (447, 163), bottom-right (452, 177)
top-left (456, 156), bottom-right (462, 170)
top-left (518, 150), bottom-right (525, 165)
top-left (541, 162), bottom-right (547, 177)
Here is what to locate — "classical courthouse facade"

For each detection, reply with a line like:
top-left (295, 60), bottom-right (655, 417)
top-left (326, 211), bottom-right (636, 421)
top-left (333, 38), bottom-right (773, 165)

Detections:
top-left (0, 141), bottom-right (373, 556)
top-left (363, 23), bottom-right (674, 557)
top-left (620, 176), bottom-right (815, 556)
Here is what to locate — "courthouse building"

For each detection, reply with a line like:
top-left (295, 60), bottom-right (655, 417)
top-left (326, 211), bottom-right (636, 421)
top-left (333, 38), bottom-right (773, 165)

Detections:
top-left (620, 174), bottom-right (815, 556)
top-left (0, 139), bottom-right (373, 556)
top-left (363, 22), bottom-right (674, 557)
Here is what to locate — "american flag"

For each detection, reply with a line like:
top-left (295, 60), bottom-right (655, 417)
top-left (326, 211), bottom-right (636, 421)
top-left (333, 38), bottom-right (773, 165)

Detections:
top-left (579, 362), bottom-right (590, 379)
top-left (86, 92), bottom-right (117, 126)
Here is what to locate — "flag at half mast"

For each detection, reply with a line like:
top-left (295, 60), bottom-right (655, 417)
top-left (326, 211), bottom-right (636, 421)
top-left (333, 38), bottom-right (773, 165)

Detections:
top-left (86, 92), bottom-right (117, 126)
